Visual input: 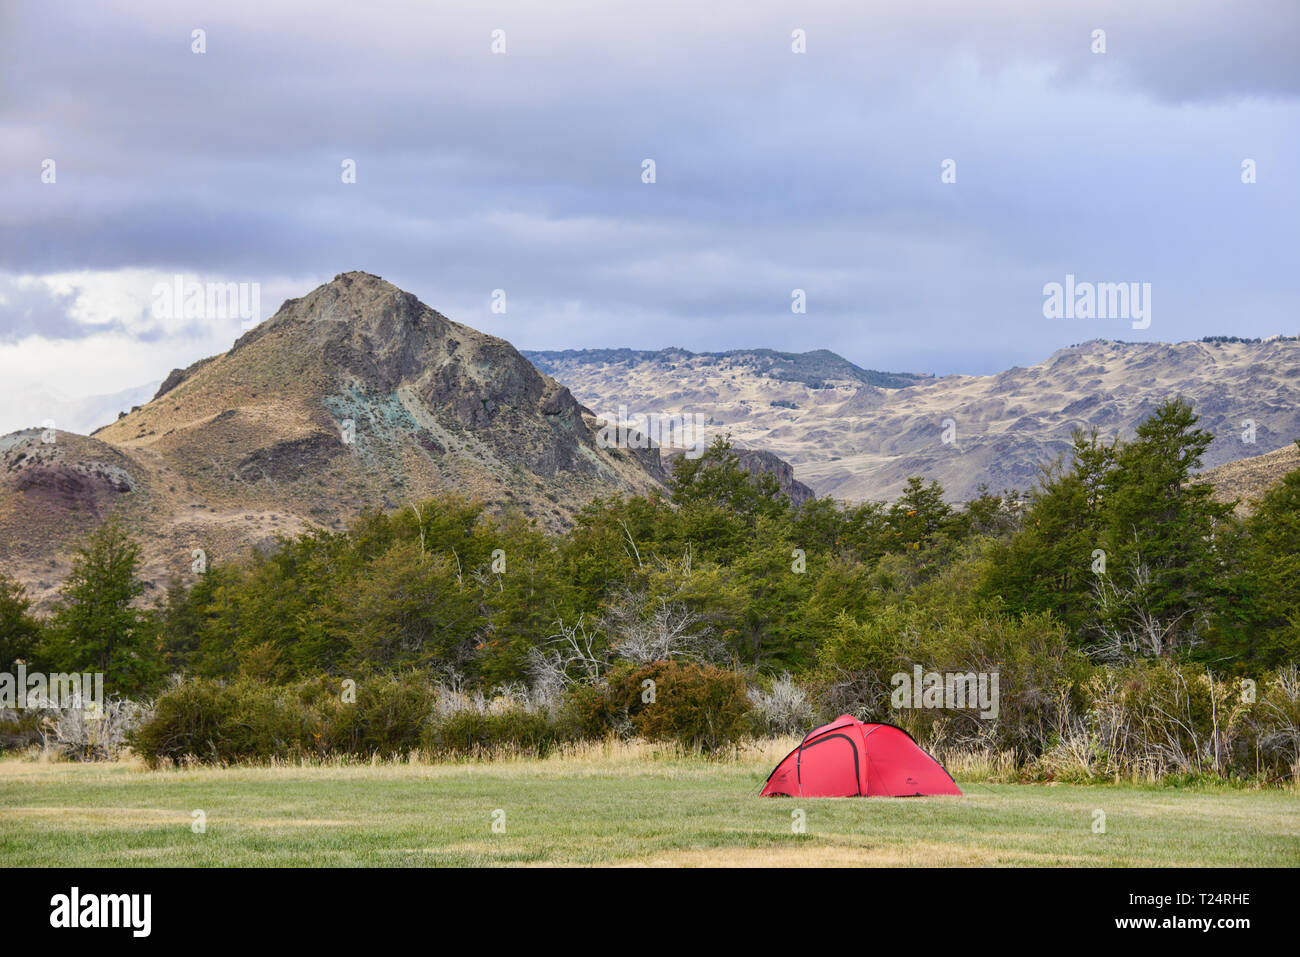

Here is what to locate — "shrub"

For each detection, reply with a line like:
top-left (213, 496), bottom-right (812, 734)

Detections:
top-left (317, 674), bottom-right (437, 758)
top-left (1228, 664), bottom-right (1300, 783)
top-left (131, 673), bottom-right (577, 764)
top-left (421, 706), bottom-right (558, 758)
top-left (0, 707), bottom-right (46, 752)
top-left (1030, 662), bottom-right (1300, 783)
top-left (604, 660), bottom-right (749, 753)
top-left (557, 682), bottom-right (621, 740)
top-left (121, 659), bottom-right (1300, 783)
top-left (131, 679), bottom-right (313, 765)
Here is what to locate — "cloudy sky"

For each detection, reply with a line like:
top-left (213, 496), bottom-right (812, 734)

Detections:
top-left (1, 0), bottom-right (1297, 434)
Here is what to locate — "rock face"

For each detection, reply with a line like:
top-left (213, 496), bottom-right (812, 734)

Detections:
top-left (660, 447), bottom-right (815, 506)
top-left (0, 273), bottom-right (670, 605)
top-left (731, 449), bottom-right (816, 506)
top-left (2, 431), bottom-right (143, 522)
top-left (534, 338), bottom-right (1300, 502)
top-left (0, 429), bottom-right (158, 604)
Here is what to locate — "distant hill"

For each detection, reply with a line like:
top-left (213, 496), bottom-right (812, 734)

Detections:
top-left (524, 347), bottom-right (928, 391)
top-left (530, 337), bottom-right (1300, 503)
top-left (1201, 441), bottom-right (1300, 516)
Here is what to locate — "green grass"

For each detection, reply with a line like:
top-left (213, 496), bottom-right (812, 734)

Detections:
top-left (1, 745), bottom-right (1296, 867)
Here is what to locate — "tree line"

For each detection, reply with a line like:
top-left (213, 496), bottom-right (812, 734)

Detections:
top-left (2, 398), bottom-right (1296, 690)
top-left (2, 398), bottom-right (1298, 778)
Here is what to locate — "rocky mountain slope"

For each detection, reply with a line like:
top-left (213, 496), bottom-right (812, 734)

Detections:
top-left (530, 338), bottom-right (1300, 503)
top-left (0, 273), bottom-right (669, 605)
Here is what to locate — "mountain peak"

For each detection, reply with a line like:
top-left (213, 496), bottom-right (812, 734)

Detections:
top-left (1, 276), bottom-right (674, 604)
top-left (105, 276), bottom-right (641, 476)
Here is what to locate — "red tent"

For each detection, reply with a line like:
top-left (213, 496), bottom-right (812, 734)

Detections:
top-left (761, 715), bottom-right (962, 798)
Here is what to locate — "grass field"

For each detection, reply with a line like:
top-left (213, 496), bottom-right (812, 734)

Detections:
top-left (1, 741), bottom-right (1296, 867)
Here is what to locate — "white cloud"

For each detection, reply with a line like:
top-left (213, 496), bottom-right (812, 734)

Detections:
top-left (0, 270), bottom-right (321, 434)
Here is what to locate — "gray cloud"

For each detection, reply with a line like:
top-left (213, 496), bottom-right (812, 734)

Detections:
top-left (0, 0), bottom-right (1296, 382)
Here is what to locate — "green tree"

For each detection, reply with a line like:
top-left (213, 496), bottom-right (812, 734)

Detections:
top-left (887, 477), bottom-right (952, 548)
top-left (982, 429), bottom-right (1115, 635)
top-left (478, 512), bottom-right (579, 684)
top-left (669, 436), bottom-right (789, 530)
top-left (0, 571), bottom-right (42, 672)
top-left (1217, 442), bottom-right (1300, 665)
top-left (1098, 398), bottom-right (1234, 655)
top-left (195, 531), bottom-right (350, 680)
top-left (725, 515), bottom-right (815, 668)
top-left (158, 565), bottom-right (233, 675)
top-left (41, 519), bottom-right (159, 695)
top-left (332, 542), bottom-right (481, 672)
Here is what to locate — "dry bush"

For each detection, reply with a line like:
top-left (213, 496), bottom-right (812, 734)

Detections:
top-left (46, 698), bottom-right (149, 761)
top-left (746, 672), bottom-right (815, 736)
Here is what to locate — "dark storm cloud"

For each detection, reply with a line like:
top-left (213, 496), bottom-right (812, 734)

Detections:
top-left (0, 0), bottom-right (1296, 375)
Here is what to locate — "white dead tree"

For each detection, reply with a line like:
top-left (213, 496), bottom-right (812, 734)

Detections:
top-left (601, 588), bottom-right (724, 666)
top-left (527, 614), bottom-right (606, 696)
top-left (1087, 550), bottom-right (1196, 662)
top-left (1257, 664), bottom-right (1300, 779)
top-left (527, 582), bottom-right (724, 694)
top-left (45, 697), bottom-right (149, 761)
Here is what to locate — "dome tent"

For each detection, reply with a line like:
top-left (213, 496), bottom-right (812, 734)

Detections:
top-left (760, 715), bottom-right (962, 798)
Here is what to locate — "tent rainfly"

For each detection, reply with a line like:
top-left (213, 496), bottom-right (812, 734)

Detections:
top-left (761, 715), bottom-right (961, 798)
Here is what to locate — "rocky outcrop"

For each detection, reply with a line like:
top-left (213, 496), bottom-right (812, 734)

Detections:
top-left (661, 446), bottom-right (814, 506)
top-left (731, 449), bottom-right (816, 505)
